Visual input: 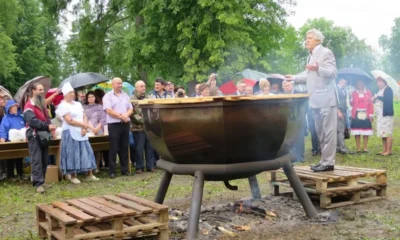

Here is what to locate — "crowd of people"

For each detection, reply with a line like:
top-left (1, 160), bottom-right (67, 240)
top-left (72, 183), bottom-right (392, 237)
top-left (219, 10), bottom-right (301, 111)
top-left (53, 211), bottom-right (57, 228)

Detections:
top-left (0, 28), bottom-right (395, 192)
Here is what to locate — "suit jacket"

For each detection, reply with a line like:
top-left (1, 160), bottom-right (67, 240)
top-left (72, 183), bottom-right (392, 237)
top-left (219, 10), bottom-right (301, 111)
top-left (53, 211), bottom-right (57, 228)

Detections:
top-left (336, 85), bottom-right (347, 113)
top-left (377, 86), bottom-right (394, 117)
top-left (295, 45), bottom-right (338, 109)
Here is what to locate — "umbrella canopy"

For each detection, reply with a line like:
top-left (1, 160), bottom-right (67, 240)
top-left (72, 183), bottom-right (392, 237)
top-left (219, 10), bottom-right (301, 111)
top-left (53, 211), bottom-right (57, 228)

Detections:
top-left (337, 68), bottom-right (373, 86)
top-left (46, 88), bottom-right (64, 106)
top-left (92, 80), bottom-right (135, 96)
top-left (371, 70), bottom-right (400, 98)
top-left (243, 78), bottom-right (257, 87)
top-left (60, 72), bottom-right (109, 89)
top-left (219, 80), bottom-right (236, 95)
top-left (14, 76), bottom-right (51, 108)
top-left (0, 86), bottom-right (13, 99)
top-left (240, 68), bottom-right (271, 81)
top-left (219, 79), bottom-right (257, 95)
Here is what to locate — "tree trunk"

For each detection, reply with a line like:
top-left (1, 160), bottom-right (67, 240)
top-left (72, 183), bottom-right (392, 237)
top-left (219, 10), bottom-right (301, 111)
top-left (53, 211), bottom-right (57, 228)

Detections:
top-left (135, 15), bottom-right (147, 83)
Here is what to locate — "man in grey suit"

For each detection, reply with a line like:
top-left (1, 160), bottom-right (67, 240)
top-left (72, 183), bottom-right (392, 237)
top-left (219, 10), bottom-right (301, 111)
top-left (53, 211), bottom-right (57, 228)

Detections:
top-left (285, 29), bottom-right (338, 172)
top-left (336, 78), bottom-right (353, 154)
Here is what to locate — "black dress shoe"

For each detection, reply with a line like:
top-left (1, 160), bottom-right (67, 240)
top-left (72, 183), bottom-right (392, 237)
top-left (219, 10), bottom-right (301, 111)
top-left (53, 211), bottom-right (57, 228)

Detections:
top-left (311, 165), bottom-right (334, 172)
top-left (109, 173), bottom-right (116, 179)
top-left (310, 163), bottom-right (321, 168)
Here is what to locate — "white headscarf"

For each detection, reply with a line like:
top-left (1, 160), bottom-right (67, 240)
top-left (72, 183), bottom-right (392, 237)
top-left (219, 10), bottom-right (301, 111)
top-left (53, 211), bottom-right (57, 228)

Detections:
top-left (61, 82), bottom-right (74, 96)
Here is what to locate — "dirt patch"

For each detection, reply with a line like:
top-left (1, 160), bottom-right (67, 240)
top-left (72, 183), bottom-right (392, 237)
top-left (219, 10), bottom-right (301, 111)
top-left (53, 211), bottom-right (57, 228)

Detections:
top-left (166, 187), bottom-right (400, 240)
top-left (168, 195), bottom-right (340, 240)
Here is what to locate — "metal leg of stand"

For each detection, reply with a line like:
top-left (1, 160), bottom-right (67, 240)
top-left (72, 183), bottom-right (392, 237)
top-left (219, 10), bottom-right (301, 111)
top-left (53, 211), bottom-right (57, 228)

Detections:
top-left (187, 171), bottom-right (205, 240)
top-left (248, 175), bottom-right (262, 199)
top-left (154, 171), bottom-right (173, 204)
top-left (282, 161), bottom-right (318, 218)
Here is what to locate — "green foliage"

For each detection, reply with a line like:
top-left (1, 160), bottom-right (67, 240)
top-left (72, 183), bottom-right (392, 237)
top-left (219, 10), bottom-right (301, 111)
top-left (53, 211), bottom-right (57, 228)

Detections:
top-left (261, 25), bottom-right (305, 74)
top-left (0, 0), bottom-right (19, 79)
top-left (0, 0), bottom-right (62, 93)
top-left (128, 0), bottom-right (293, 83)
top-left (380, 18), bottom-right (400, 79)
top-left (61, 0), bottom-right (295, 86)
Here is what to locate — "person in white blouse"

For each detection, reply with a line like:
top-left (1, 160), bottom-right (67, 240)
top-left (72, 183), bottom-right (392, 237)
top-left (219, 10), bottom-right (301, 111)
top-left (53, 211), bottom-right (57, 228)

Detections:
top-left (56, 83), bottom-right (99, 184)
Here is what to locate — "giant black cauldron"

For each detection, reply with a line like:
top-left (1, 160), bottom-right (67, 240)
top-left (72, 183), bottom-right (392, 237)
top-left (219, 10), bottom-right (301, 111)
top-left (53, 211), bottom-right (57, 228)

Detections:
top-left (137, 95), bottom-right (317, 239)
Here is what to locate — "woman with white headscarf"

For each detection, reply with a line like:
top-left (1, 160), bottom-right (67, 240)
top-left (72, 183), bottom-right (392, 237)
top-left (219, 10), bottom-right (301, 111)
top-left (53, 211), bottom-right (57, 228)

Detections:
top-left (56, 83), bottom-right (99, 184)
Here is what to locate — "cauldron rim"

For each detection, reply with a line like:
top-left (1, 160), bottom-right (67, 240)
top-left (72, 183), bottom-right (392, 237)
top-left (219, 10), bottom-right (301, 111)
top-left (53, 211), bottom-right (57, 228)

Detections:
top-left (136, 94), bottom-right (310, 106)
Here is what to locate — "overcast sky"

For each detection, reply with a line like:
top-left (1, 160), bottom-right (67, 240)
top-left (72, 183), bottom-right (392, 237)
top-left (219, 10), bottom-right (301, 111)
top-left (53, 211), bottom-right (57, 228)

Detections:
top-left (286, 0), bottom-right (399, 51)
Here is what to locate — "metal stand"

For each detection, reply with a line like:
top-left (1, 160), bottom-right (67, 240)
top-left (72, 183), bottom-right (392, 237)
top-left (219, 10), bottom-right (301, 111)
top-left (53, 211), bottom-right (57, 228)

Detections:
top-left (186, 171), bottom-right (205, 239)
top-left (153, 154), bottom-right (318, 239)
top-left (248, 175), bottom-right (262, 199)
top-left (282, 161), bottom-right (318, 218)
top-left (154, 172), bottom-right (173, 204)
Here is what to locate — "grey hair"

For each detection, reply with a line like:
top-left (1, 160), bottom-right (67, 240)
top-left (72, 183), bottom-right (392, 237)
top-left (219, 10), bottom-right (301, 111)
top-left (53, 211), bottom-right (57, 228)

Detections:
top-left (306, 29), bottom-right (324, 44)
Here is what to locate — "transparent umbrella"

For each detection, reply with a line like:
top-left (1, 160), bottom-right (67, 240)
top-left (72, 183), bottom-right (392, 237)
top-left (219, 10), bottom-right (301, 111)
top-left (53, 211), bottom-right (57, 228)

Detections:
top-left (371, 70), bottom-right (400, 98)
top-left (0, 85), bottom-right (13, 99)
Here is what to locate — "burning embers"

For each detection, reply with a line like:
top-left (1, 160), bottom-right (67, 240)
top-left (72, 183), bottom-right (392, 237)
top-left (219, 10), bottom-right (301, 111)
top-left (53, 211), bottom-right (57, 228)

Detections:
top-left (233, 200), bottom-right (277, 218)
top-left (169, 198), bottom-right (282, 239)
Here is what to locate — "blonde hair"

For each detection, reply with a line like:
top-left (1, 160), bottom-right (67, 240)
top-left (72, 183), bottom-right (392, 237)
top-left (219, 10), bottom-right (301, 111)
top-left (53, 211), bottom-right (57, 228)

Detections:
top-left (259, 78), bottom-right (271, 91)
top-left (198, 83), bottom-right (209, 94)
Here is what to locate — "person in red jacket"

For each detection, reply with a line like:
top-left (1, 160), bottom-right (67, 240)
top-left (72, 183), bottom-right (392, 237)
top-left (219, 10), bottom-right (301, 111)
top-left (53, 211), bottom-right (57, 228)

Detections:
top-left (350, 80), bottom-right (374, 153)
top-left (23, 83), bottom-right (56, 193)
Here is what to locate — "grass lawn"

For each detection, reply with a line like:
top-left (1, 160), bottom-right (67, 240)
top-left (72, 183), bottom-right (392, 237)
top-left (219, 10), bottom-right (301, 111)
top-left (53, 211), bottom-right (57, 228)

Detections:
top-left (1, 104), bottom-right (400, 239)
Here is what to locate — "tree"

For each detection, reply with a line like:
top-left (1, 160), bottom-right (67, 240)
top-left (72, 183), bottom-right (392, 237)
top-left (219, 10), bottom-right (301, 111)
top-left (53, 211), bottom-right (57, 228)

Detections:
top-left (261, 25), bottom-right (304, 74)
top-left (56, 0), bottom-right (295, 86)
top-left (0, 0), bottom-right (19, 80)
top-left (380, 18), bottom-right (400, 79)
top-left (0, 0), bottom-right (62, 93)
top-left (127, 0), bottom-right (294, 83)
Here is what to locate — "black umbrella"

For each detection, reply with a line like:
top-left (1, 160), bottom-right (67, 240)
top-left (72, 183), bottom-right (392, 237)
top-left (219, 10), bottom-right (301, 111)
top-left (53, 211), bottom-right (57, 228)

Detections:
top-left (337, 68), bottom-right (373, 86)
top-left (59, 72), bottom-right (109, 89)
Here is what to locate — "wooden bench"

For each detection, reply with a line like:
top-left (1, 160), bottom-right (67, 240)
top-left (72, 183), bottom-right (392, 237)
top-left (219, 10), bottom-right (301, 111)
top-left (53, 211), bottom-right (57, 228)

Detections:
top-left (267, 166), bottom-right (387, 209)
top-left (0, 135), bottom-right (132, 181)
top-left (0, 139), bottom-right (60, 161)
top-left (36, 193), bottom-right (169, 240)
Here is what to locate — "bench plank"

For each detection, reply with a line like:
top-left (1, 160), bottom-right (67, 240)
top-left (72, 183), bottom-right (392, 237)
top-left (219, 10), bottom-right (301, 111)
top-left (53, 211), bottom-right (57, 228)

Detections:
top-left (89, 196), bottom-right (136, 216)
top-left (103, 195), bottom-right (152, 214)
top-left (77, 198), bottom-right (124, 217)
top-left (52, 201), bottom-right (95, 222)
top-left (66, 199), bottom-right (111, 219)
top-left (37, 204), bottom-right (77, 225)
top-left (117, 193), bottom-right (168, 211)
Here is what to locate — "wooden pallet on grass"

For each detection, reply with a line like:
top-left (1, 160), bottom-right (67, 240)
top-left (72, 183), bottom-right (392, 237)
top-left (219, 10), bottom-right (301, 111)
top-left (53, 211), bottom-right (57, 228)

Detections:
top-left (36, 193), bottom-right (169, 240)
top-left (267, 166), bottom-right (387, 209)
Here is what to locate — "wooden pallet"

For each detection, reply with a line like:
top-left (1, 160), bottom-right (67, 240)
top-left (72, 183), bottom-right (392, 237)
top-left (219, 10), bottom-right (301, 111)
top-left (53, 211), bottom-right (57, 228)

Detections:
top-left (267, 166), bottom-right (387, 209)
top-left (36, 193), bottom-right (169, 240)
